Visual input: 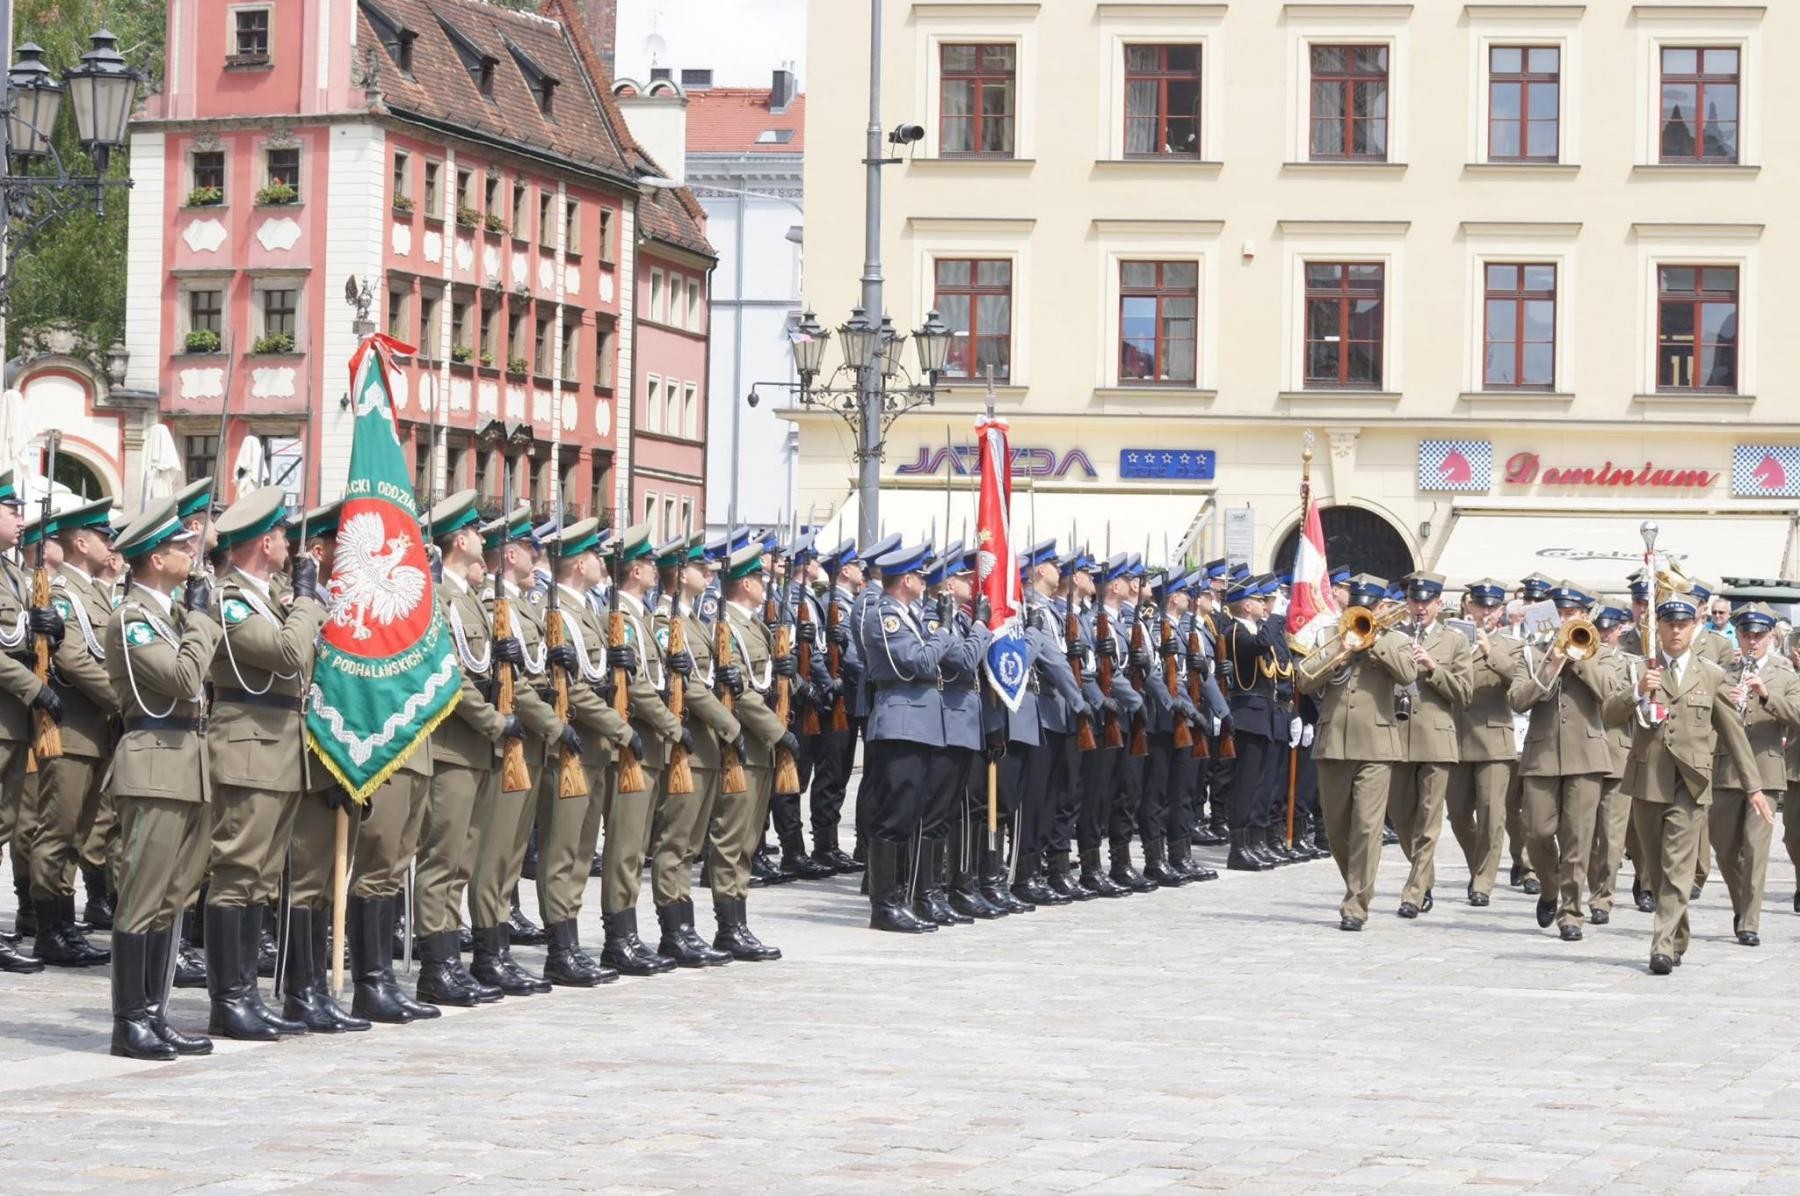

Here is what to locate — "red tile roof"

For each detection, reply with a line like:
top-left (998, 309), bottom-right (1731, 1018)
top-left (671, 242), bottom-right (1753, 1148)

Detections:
top-left (685, 88), bottom-right (806, 154)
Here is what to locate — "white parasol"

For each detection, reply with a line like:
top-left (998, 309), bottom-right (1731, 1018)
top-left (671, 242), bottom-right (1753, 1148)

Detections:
top-left (232, 434), bottom-right (267, 500)
top-left (140, 424), bottom-right (185, 509)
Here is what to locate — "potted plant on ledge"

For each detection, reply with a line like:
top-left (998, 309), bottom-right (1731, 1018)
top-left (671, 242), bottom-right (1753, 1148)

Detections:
top-left (251, 331), bottom-right (295, 354)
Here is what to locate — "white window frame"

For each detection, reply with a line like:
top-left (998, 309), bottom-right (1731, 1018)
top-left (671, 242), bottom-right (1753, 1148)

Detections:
top-left (649, 268), bottom-right (665, 324)
top-left (909, 216), bottom-right (1035, 388)
top-left (915, 5), bottom-right (1039, 161)
top-left (249, 273), bottom-right (305, 345)
top-left (1460, 222), bottom-right (1580, 395)
top-left (1633, 8), bottom-right (1763, 168)
top-left (682, 382), bottom-right (698, 438)
top-left (228, 4), bottom-right (274, 62)
top-left (687, 278), bottom-right (701, 331)
top-left (1466, 7), bottom-right (1584, 166)
top-left (665, 381), bottom-right (680, 435)
top-left (1093, 220), bottom-right (1222, 392)
top-left (1277, 221), bottom-right (1409, 394)
top-left (645, 374), bottom-right (662, 433)
top-left (1096, 6), bottom-right (1226, 163)
top-left (177, 275), bottom-right (232, 345)
top-left (1633, 223), bottom-right (1761, 399)
top-left (1284, 6), bottom-right (1412, 165)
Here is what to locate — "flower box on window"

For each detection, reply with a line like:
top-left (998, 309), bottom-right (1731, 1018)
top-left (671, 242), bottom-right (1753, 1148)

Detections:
top-left (456, 206), bottom-right (480, 230)
top-left (183, 328), bottom-right (222, 354)
top-left (392, 194), bottom-right (414, 215)
top-left (254, 180), bottom-right (297, 206)
top-left (185, 185), bottom-right (224, 208)
top-left (251, 332), bottom-right (296, 355)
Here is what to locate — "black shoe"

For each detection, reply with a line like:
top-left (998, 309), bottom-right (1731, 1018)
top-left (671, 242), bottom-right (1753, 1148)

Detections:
top-left (1522, 876), bottom-right (1542, 895)
top-left (1047, 850), bottom-right (1095, 900)
top-left (415, 931), bottom-right (484, 1007)
top-left (204, 905), bottom-right (281, 1040)
top-left (1468, 891), bottom-right (1490, 908)
top-left (1509, 865), bottom-right (1524, 887)
top-left (949, 830), bottom-right (1007, 919)
top-left (1142, 838), bottom-right (1187, 888)
top-left (779, 831), bottom-right (834, 881)
top-left (81, 866), bottom-right (114, 930)
top-left (1169, 838), bottom-right (1217, 883)
top-left (1078, 848), bottom-right (1128, 897)
top-left (601, 910), bottom-right (677, 976)
top-left (1560, 924), bottom-right (1583, 942)
top-left (1635, 889), bottom-right (1656, 914)
top-left (33, 897), bottom-right (108, 967)
top-left (814, 844), bottom-right (862, 874)
top-left (456, 925), bottom-right (475, 955)
top-left (656, 902), bottom-right (730, 966)
top-left (470, 925), bottom-right (551, 995)
top-left (1690, 884), bottom-right (1702, 901)
top-left (256, 913), bottom-right (278, 979)
top-left (914, 838), bottom-right (970, 926)
top-left (348, 897), bottom-right (418, 1024)
top-left (589, 851), bottom-right (605, 879)
top-left (0, 933), bottom-right (42, 973)
top-left (981, 837), bottom-right (1031, 912)
top-left (1793, 888), bottom-right (1799, 914)
top-left (544, 920), bottom-right (617, 986)
top-left (1397, 902), bottom-right (1419, 919)
top-left (1590, 908), bottom-right (1610, 926)
top-left (456, 954), bottom-right (504, 1003)
top-left (1381, 822), bottom-right (1399, 846)
top-left (713, 897), bottom-right (781, 959)
top-left (143, 929), bottom-right (213, 1055)
top-left (1536, 900), bottom-right (1556, 929)
top-left (1227, 831), bottom-right (1274, 873)
top-left (1109, 841), bottom-right (1157, 893)
top-left (1339, 916), bottom-right (1364, 932)
top-left (1420, 891), bottom-right (1434, 914)
top-left (1649, 953), bottom-right (1674, 975)
top-left (109, 931), bottom-right (176, 1062)
top-left (507, 893), bottom-right (546, 946)
top-left (868, 841), bottom-right (936, 933)
top-left (749, 849), bottom-right (782, 888)
top-left (1738, 930), bottom-right (1761, 947)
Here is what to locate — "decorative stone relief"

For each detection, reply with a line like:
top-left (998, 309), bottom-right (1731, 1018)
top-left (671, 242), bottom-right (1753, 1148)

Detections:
top-left (391, 222), bottom-right (412, 256)
top-left (389, 366), bottom-right (411, 411)
top-left (589, 399), bottom-right (606, 436)
top-left (182, 219), bottom-right (227, 253)
top-left (537, 260), bottom-right (554, 291)
top-left (566, 266), bottom-right (581, 296)
top-left (255, 216), bottom-right (302, 251)
top-left (454, 238), bottom-right (474, 271)
top-left (477, 381), bottom-right (499, 418)
top-left (599, 273), bottom-right (614, 304)
top-left (482, 245), bottom-right (501, 280)
top-left (449, 374), bottom-right (472, 413)
top-left (250, 367), bottom-right (296, 399)
top-left (423, 230), bottom-right (443, 264)
top-left (180, 369), bottom-right (225, 399)
top-left (511, 252), bottom-right (527, 287)
top-left (530, 388), bottom-right (549, 423)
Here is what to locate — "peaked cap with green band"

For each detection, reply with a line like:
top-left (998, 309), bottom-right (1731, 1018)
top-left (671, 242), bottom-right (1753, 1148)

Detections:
top-left (654, 530), bottom-right (705, 570)
top-left (116, 495), bottom-right (198, 561)
top-left (215, 486), bottom-right (291, 551)
top-left (481, 503), bottom-right (536, 552)
top-left (0, 469), bottom-right (22, 507)
top-left (426, 489), bottom-right (481, 540)
top-left (174, 477), bottom-right (215, 521)
top-left (286, 499), bottom-right (344, 543)
top-left (55, 496), bottom-right (117, 538)
top-left (20, 513), bottom-right (47, 548)
top-left (617, 520), bottom-right (655, 564)
top-left (552, 517), bottom-right (602, 558)
top-left (724, 543), bottom-right (766, 583)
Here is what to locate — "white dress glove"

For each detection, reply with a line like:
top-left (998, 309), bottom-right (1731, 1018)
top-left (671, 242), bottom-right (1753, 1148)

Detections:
top-left (1288, 716), bottom-right (1303, 747)
top-left (1301, 723), bottom-right (1315, 748)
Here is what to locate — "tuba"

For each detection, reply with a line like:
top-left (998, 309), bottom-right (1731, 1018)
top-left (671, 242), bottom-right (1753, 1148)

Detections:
top-left (1553, 617), bottom-right (1598, 661)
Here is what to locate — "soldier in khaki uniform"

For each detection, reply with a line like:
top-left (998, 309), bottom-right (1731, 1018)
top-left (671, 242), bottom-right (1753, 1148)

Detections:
top-left (1603, 587), bottom-right (1765, 973)
top-left (201, 487), bottom-right (325, 1040)
top-left (648, 534), bottom-right (736, 966)
top-left (1386, 572), bottom-right (1472, 919)
top-left (1686, 581), bottom-right (1733, 897)
top-left (1584, 608), bottom-right (1637, 925)
top-left (536, 519), bottom-right (634, 986)
top-left (1446, 580), bottom-right (1521, 906)
top-left (27, 499), bottom-right (116, 968)
top-left (1505, 573), bottom-right (1555, 894)
top-left (1297, 574), bottom-right (1419, 931)
top-left (598, 523), bottom-right (686, 976)
top-left (1509, 582), bottom-right (1624, 941)
top-left (418, 490), bottom-right (523, 1006)
top-left (714, 544), bottom-right (792, 959)
top-left (105, 498), bottom-right (221, 1061)
top-left (1708, 604), bottom-right (1799, 946)
top-left (468, 507), bottom-right (570, 995)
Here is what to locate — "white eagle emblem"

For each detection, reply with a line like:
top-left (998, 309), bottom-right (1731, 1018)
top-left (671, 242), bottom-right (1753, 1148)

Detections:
top-left (328, 511), bottom-right (428, 640)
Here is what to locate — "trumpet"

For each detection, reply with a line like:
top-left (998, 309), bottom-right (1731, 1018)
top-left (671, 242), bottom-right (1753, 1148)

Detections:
top-left (1553, 617), bottom-right (1598, 662)
top-left (1323, 604), bottom-right (1409, 655)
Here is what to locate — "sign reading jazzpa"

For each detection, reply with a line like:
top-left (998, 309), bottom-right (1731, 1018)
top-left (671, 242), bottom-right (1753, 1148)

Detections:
top-left (897, 444), bottom-right (1098, 479)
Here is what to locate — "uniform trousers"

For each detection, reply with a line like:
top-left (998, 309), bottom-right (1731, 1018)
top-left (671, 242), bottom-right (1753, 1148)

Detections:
top-left (1206, 748), bottom-right (1234, 828)
top-left (209, 783), bottom-right (301, 907)
top-left (810, 722), bottom-right (859, 845)
top-left (1227, 731), bottom-right (1278, 830)
top-left (1588, 776), bottom-right (1631, 915)
top-left (651, 763), bottom-right (718, 907)
top-left (1107, 750), bottom-right (1146, 847)
top-left (1783, 797), bottom-right (1800, 891)
top-left (78, 785), bottom-right (118, 889)
top-left (415, 764), bottom-right (495, 937)
top-left (116, 796), bottom-right (208, 936)
top-left (709, 762), bottom-right (771, 900)
top-left (1694, 819), bottom-right (1713, 892)
top-left (351, 772), bottom-right (429, 899)
top-left (1255, 728), bottom-right (1292, 834)
top-left (924, 749), bottom-right (970, 842)
top-left (535, 760), bottom-right (608, 923)
top-left (1316, 760), bottom-right (1393, 923)
top-left (288, 793), bottom-right (347, 911)
top-left (1710, 787), bottom-right (1774, 936)
top-left (601, 762), bottom-right (665, 914)
top-left (1044, 731), bottom-right (1083, 850)
top-left (1, 742), bottom-right (36, 892)
top-left (1505, 767), bottom-right (1533, 879)
top-left (1076, 744), bottom-right (1121, 852)
top-left (467, 743), bottom-right (545, 927)
top-left (1388, 761), bottom-right (1454, 907)
top-left (863, 739), bottom-right (932, 843)
top-left (1521, 773), bottom-right (1605, 928)
top-left (1631, 791), bottom-right (1705, 959)
top-left (1295, 745), bottom-right (1321, 823)
top-left (28, 753), bottom-right (103, 900)
top-left (1447, 760), bottom-right (1512, 898)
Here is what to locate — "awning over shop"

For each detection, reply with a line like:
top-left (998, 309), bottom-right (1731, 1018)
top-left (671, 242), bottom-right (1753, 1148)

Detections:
top-left (818, 486), bottom-right (1214, 563)
top-left (1430, 500), bottom-right (1800, 597)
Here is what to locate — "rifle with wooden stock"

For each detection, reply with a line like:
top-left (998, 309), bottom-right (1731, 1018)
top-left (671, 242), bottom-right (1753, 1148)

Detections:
top-left (1159, 564), bottom-right (1193, 751)
top-left (765, 536), bottom-right (801, 795)
top-left (490, 479), bottom-right (531, 794)
top-left (608, 533), bottom-right (646, 794)
top-left (543, 517), bottom-right (587, 798)
top-left (714, 524), bottom-right (748, 796)
top-left (29, 431), bottom-right (62, 766)
top-left (662, 530), bottom-right (695, 796)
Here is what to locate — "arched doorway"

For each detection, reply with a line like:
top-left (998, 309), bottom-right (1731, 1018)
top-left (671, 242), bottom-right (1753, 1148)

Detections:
top-left (52, 453), bottom-right (105, 500)
top-left (1271, 504), bottom-right (1413, 583)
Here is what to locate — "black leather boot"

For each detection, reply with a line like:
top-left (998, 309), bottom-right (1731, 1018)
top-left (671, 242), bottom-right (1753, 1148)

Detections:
top-left (507, 889), bottom-right (546, 946)
top-left (750, 844), bottom-right (783, 886)
top-left (521, 828), bottom-right (540, 881)
top-left (0, 930), bottom-right (41, 973)
top-left (110, 931), bottom-right (176, 1061)
top-left (657, 901), bottom-right (727, 966)
top-left (60, 894), bottom-right (110, 962)
top-left (255, 904), bottom-right (279, 978)
top-left (348, 896), bottom-right (416, 1024)
top-left (1047, 849), bottom-right (1093, 901)
top-left (601, 909), bottom-right (676, 975)
top-left (1078, 847), bottom-right (1128, 897)
top-left (205, 905), bottom-right (279, 1040)
top-left (1268, 828), bottom-right (1304, 865)
top-left (174, 908), bottom-right (206, 987)
top-left (240, 907), bottom-right (308, 1034)
top-left (1228, 830), bottom-right (1274, 872)
top-left (468, 924), bottom-right (546, 995)
top-left (980, 833), bottom-right (1031, 914)
top-left (446, 928), bottom-right (502, 1003)
top-left (309, 907), bottom-right (371, 1030)
top-left (143, 928), bottom-right (212, 1055)
top-left (868, 840), bottom-right (935, 933)
top-left (779, 829), bottom-right (834, 881)
top-left (949, 822), bottom-right (1006, 920)
top-left (915, 837), bottom-right (967, 926)
top-left (34, 896), bottom-right (103, 967)
top-left (280, 906), bottom-right (346, 1032)
top-left (713, 896), bottom-right (782, 959)
top-left (812, 826), bottom-right (861, 874)
top-left (1143, 837), bottom-right (1187, 887)
top-left (415, 929), bottom-right (483, 1007)
top-left (1171, 836), bottom-right (1215, 882)
top-left (675, 899), bottom-right (731, 965)
top-left (1243, 828), bottom-right (1280, 867)
top-left (544, 918), bottom-right (616, 986)
top-left (1109, 839), bottom-right (1157, 892)
top-left (81, 866), bottom-right (114, 930)
top-left (1024, 851), bottom-right (1068, 906)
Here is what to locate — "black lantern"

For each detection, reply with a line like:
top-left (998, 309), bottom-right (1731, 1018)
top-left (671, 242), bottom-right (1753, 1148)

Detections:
top-left (64, 29), bottom-right (138, 170)
top-left (6, 43), bottom-right (62, 160)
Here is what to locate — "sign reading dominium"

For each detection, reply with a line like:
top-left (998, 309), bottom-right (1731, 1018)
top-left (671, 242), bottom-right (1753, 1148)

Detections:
top-left (896, 444), bottom-right (1098, 480)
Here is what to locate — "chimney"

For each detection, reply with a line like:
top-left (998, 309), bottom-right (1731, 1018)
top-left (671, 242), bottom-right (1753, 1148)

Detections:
top-left (574, 0), bottom-right (618, 80)
top-left (770, 67), bottom-right (796, 113)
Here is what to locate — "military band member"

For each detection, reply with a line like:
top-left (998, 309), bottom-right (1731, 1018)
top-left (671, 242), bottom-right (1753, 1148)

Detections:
top-left (1446, 580), bottom-right (1521, 907)
top-left (598, 522), bottom-right (686, 975)
top-left (1504, 573), bottom-right (1555, 894)
top-left (196, 487), bottom-right (324, 1039)
top-left (29, 498), bottom-right (115, 968)
top-left (809, 540), bottom-right (863, 874)
top-left (467, 507), bottom-right (568, 996)
top-left (1604, 586), bottom-right (1765, 973)
top-left (648, 534), bottom-right (735, 966)
top-left (418, 490), bottom-right (523, 1006)
top-left (1386, 572), bottom-right (1472, 918)
top-left (1585, 607), bottom-right (1635, 925)
top-left (713, 544), bottom-right (789, 957)
top-left (1708, 604), bottom-right (1798, 946)
top-left (105, 498), bottom-right (222, 1060)
top-left (1297, 574), bottom-right (1419, 932)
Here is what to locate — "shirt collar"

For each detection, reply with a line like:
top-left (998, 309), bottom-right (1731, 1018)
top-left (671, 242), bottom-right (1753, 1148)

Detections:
top-left (441, 569), bottom-right (470, 595)
top-left (61, 562), bottom-right (93, 586)
top-left (726, 599), bottom-right (757, 620)
top-left (136, 582), bottom-right (174, 616)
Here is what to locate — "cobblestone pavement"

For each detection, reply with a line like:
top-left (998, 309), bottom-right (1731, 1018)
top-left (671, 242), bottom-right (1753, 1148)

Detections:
top-left (4, 814), bottom-right (1800, 1195)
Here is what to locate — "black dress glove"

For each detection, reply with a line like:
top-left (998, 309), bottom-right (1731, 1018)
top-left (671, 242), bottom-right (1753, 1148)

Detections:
top-left (499, 714), bottom-right (525, 741)
top-left (679, 726), bottom-right (695, 755)
top-left (797, 621), bottom-right (817, 646)
top-left (606, 644), bottom-right (638, 675)
top-left (595, 676), bottom-right (617, 704)
top-left (1099, 695), bottom-right (1119, 719)
top-left (1129, 646), bottom-right (1152, 672)
top-left (731, 732), bottom-right (749, 759)
top-left (28, 606), bottom-right (64, 651)
top-left (1094, 634), bottom-right (1115, 658)
top-left (291, 556), bottom-right (319, 600)
top-left (983, 728), bottom-right (1006, 763)
top-left (937, 593), bottom-right (956, 628)
top-left (974, 596), bottom-right (992, 626)
top-left (627, 729), bottom-right (645, 760)
top-left (557, 724), bottom-right (583, 756)
top-left (772, 653), bottom-right (797, 679)
top-left (547, 643), bottom-right (580, 673)
top-left (792, 681), bottom-right (818, 708)
top-left (718, 664), bottom-right (744, 697)
top-left (184, 575), bottom-right (212, 615)
top-left (776, 730), bottom-right (799, 758)
top-left (31, 686), bottom-right (61, 723)
top-left (493, 636), bottom-right (525, 667)
top-left (667, 649), bottom-right (694, 677)
top-left (828, 622), bottom-right (851, 650)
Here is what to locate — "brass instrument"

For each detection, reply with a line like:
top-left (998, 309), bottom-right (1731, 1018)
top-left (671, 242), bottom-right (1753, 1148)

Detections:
top-left (1553, 617), bottom-right (1598, 662)
top-left (1325, 603), bottom-right (1409, 655)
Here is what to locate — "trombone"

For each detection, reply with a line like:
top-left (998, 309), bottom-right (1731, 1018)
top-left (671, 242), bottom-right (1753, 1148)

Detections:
top-left (1553, 617), bottom-right (1598, 662)
top-left (1312, 603), bottom-right (1408, 670)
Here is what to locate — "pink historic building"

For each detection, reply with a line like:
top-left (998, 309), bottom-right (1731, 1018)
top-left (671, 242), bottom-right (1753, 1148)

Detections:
top-left (124, 0), bottom-right (712, 522)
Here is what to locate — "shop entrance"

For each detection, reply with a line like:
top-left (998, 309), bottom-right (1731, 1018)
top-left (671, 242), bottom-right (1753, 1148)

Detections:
top-left (1271, 504), bottom-right (1413, 584)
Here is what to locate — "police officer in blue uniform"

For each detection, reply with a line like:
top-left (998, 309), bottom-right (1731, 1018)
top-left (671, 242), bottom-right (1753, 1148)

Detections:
top-left (915, 543), bottom-right (987, 926)
top-left (1077, 553), bottom-right (1143, 896)
top-left (848, 532), bottom-right (900, 867)
top-left (1222, 574), bottom-right (1284, 871)
top-left (1009, 540), bottom-right (1090, 906)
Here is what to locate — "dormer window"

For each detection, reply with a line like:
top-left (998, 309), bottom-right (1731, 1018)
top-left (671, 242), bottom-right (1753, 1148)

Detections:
top-left (438, 16), bottom-right (499, 101)
top-left (505, 38), bottom-right (559, 118)
top-left (360, 1), bottom-right (416, 77)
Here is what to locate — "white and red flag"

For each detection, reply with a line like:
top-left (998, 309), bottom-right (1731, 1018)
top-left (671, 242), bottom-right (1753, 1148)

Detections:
top-left (1285, 490), bottom-right (1339, 651)
top-left (974, 414), bottom-right (1029, 710)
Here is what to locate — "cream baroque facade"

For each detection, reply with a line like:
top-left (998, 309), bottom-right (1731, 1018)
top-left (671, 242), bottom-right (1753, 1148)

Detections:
top-left (797, 0), bottom-right (1798, 596)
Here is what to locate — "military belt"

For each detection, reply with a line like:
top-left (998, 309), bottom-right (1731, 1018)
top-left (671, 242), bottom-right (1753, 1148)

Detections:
top-left (213, 689), bottom-right (303, 712)
top-left (124, 715), bottom-right (205, 734)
